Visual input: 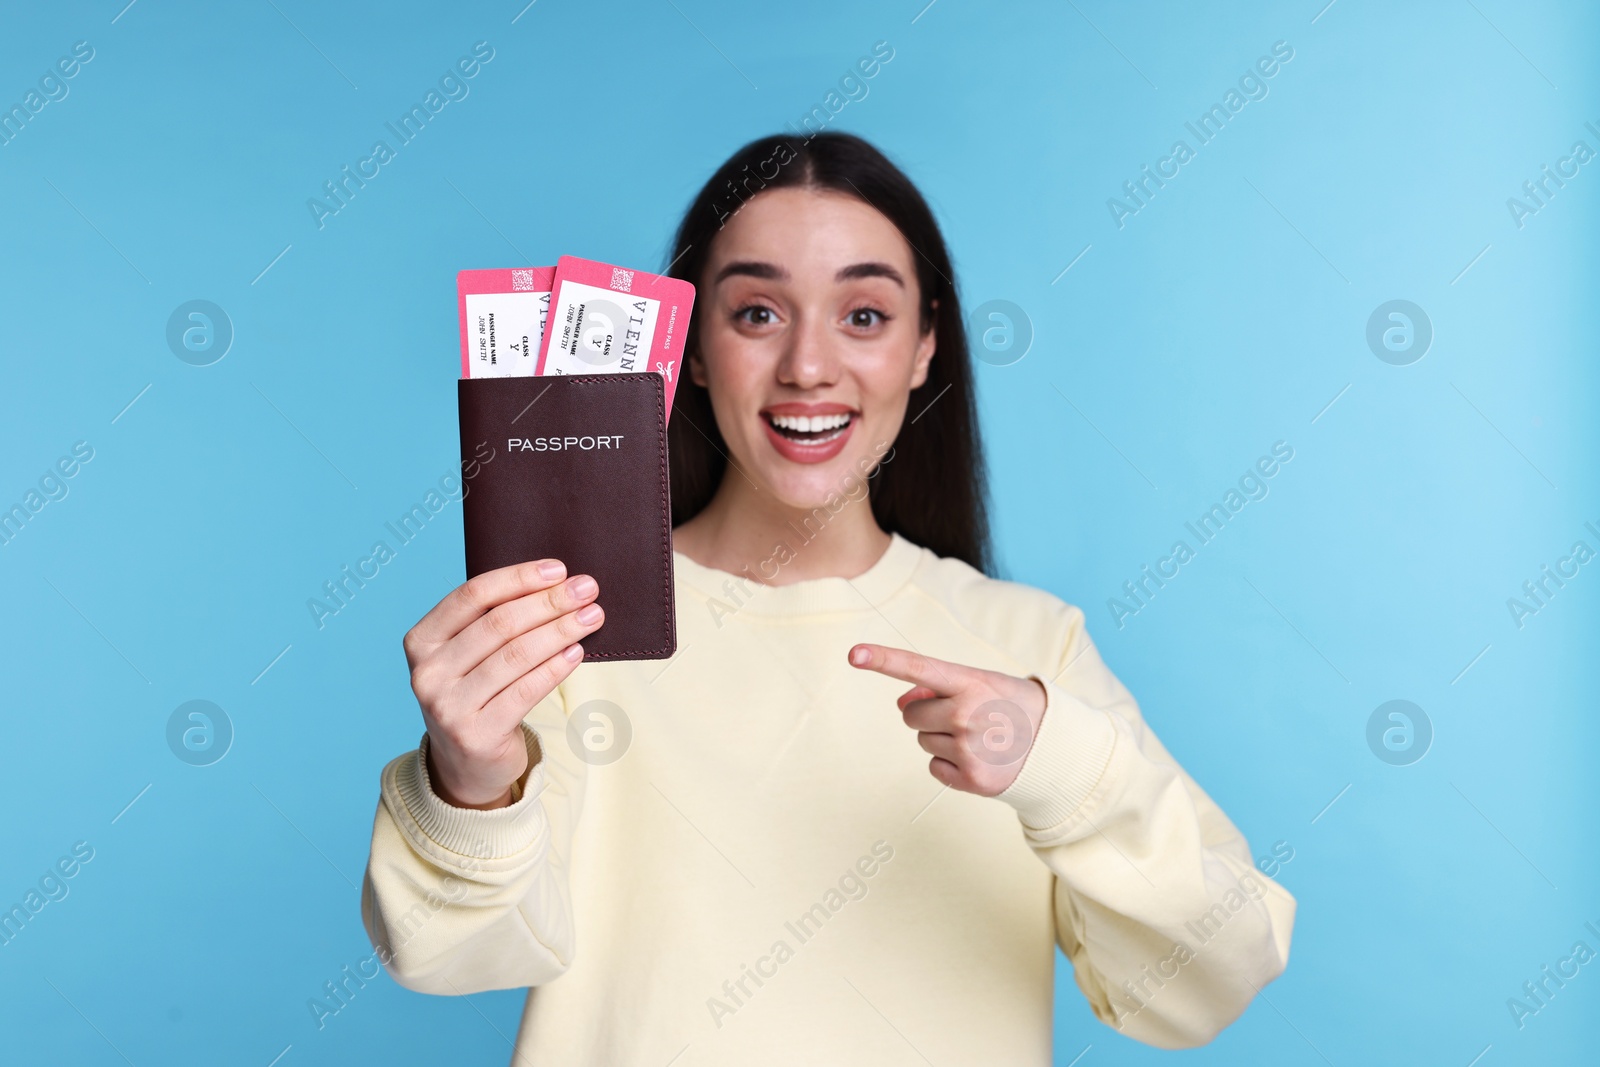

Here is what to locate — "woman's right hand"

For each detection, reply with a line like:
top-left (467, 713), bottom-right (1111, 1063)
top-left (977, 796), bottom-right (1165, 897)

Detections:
top-left (402, 559), bottom-right (604, 810)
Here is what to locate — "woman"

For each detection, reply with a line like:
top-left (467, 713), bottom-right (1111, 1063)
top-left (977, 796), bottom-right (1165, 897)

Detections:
top-left (362, 133), bottom-right (1295, 1063)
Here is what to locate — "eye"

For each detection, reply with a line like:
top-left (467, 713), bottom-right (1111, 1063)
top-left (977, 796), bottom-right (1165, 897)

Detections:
top-left (734, 304), bottom-right (777, 326)
top-left (846, 307), bottom-right (888, 329)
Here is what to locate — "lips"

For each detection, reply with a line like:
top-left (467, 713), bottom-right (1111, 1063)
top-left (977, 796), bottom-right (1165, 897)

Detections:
top-left (760, 404), bottom-right (857, 464)
top-left (768, 411), bottom-right (851, 435)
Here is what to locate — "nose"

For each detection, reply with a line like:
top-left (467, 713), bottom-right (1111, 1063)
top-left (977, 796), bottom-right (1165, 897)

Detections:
top-left (775, 312), bottom-right (841, 391)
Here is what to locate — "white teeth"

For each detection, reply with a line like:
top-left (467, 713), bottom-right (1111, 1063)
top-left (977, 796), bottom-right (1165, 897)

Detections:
top-left (768, 413), bottom-right (851, 433)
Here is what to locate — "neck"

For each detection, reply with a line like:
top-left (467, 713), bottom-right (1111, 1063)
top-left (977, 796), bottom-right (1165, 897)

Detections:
top-left (673, 471), bottom-right (892, 585)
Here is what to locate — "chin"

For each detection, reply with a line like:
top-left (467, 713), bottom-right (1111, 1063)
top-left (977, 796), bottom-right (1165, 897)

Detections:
top-left (760, 447), bottom-right (885, 515)
top-left (766, 469), bottom-right (856, 512)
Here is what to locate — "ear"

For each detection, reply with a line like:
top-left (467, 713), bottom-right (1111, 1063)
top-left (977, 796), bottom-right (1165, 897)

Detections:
top-left (689, 344), bottom-right (708, 388)
top-left (909, 299), bottom-right (938, 390)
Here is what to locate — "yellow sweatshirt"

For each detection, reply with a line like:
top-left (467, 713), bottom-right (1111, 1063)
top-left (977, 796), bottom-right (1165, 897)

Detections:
top-left (362, 533), bottom-right (1295, 1064)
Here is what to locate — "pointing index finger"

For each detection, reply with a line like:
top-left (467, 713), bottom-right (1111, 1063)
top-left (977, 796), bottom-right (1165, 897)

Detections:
top-left (848, 643), bottom-right (964, 696)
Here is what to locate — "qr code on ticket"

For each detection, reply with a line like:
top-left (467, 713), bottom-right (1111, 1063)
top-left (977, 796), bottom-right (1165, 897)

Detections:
top-left (610, 268), bottom-right (634, 292)
top-left (511, 269), bottom-right (535, 291)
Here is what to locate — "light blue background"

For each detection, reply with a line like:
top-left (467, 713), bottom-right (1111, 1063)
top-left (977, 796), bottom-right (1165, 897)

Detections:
top-left (1, 1), bottom-right (1595, 1064)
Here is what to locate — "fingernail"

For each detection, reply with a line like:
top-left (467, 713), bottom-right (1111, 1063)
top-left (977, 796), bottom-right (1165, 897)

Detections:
top-left (563, 643), bottom-right (583, 663)
top-left (538, 559), bottom-right (565, 581)
top-left (850, 646), bottom-right (870, 666)
top-left (577, 603), bottom-right (603, 625)
top-left (569, 575), bottom-right (597, 599)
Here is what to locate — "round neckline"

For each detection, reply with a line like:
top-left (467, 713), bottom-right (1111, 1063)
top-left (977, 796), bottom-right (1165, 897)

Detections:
top-left (672, 531), bottom-right (924, 616)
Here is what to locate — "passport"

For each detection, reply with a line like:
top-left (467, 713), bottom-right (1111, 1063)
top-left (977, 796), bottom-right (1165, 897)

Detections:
top-left (457, 372), bottom-right (676, 661)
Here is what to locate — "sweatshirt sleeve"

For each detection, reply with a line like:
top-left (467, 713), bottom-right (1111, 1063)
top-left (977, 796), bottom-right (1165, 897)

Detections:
top-left (994, 606), bottom-right (1296, 1049)
top-left (360, 686), bottom-right (583, 995)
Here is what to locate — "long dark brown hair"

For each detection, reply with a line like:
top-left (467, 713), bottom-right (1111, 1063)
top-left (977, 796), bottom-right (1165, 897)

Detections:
top-left (665, 132), bottom-right (991, 576)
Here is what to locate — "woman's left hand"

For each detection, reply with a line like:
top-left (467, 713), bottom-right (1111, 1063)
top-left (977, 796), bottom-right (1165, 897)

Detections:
top-left (848, 643), bottom-right (1048, 797)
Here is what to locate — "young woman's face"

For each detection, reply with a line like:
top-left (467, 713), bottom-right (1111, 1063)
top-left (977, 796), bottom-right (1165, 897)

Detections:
top-left (691, 186), bottom-right (936, 510)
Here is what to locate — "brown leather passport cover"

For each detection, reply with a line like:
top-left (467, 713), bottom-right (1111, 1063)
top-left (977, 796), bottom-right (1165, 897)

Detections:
top-left (457, 372), bottom-right (675, 661)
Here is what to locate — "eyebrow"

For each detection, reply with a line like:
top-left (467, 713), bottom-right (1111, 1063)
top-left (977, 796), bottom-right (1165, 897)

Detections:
top-left (713, 260), bottom-right (787, 284)
top-left (712, 259), bottom-right (906, 288)
top-left (835, 261), bottom-right (905, 287)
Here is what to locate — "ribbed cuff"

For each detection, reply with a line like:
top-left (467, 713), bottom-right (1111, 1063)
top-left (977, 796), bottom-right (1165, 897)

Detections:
top-left (390, 722), bottom-right (550, 862)
top-left (996, 677), bottom-right (1119, 830)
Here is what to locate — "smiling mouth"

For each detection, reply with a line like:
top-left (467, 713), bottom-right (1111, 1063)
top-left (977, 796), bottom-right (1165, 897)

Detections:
top-left (764, 411), bottom-right (854, 445)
